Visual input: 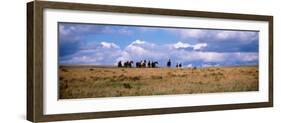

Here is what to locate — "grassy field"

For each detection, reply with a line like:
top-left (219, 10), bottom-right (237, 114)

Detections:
top-left (59, 66), bottom-right (258, 99)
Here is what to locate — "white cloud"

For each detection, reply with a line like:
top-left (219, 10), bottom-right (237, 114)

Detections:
top-left (116, 51), bottom-right (130, 62)
top-left (59, 24), bottom-right (134, 44)
top-left (215, 31), bottom-right (258, 42)
top-left (169, 51), bottom-right (225, 63)
top-left (202, 64), bottom-right (220, 68)
top-left (173, 41), bottom-right (207, 50)
top-left (216, 31), bottom-right (236, 40)
top-left (116, 40), bottom-right (165, 63)
top-left (176, 29), bottom-right (258, 44)
top-left (125, 45), bottom-right (148, 57)
top-left (60, 41), bottom-right (122, 65)
top-left (100, 42), bottom-right (120, 49)
top-left (129, 40), bottom-right (156, 48)
top-left (193, 43), bottom-right (207, 50)
top-left (176, 51), bottom-right (258, 64)
top-left (124, 40), bottom-right (151, 56)
top-left (234, 52), bottom-right (258, 62)
top-left (173, 42), bottom-right (192, 49)
top-left (185, 64), bottom-right (193, 68)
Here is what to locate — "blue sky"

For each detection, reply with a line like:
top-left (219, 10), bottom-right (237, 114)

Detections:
top-left (59, 22), bottom-right (259, 67)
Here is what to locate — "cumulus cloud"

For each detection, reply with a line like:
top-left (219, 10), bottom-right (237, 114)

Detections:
top-left (58, 23), bottom-right (136, 57)
top-left (193, 43), bottom-right (208, 50)
top-left (202, 64), bottom-right (220, 68)
top-left (100, 42), bottom-right (120, 49)
top-left (177, 29), bottom-right (258, 43)
top-left (214, 31), bottom-right (258, 42)
top-left (116, 40), bottom-right (166, 63)
top-left (185, 64), bottom-right (193, 68)
top-left (173, 42), bottom-right (191, 49)
top-left (178, 51), bottom-right (258, 63)
top-left (60, 41), bottom-right (122, 65)
top-left (165, 28), bottom-right (259, 53)
top-left (173, 41), bottom-right (207, 50)
top-left (59, 24), bottom-right (98, 43)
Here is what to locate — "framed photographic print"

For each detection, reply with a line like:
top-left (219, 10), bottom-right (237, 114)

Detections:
top-left (27, 0), bottom-right (273, 122)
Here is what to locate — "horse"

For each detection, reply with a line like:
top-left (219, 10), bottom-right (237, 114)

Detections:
top-left (147, 61), bottom-right (151, 68)
top-left (141, 60), bottom-right (147, 68)
top-left (167, 59), bottom-right (171, 67)
top-left (136, 60), bottom-right (147, 68)
top-left (124, 61), bottom-right (134, 68)
top-left (136, 61), bottom-right (141, 68)
top-left (128, 61), bottom-right (134, 67)
top-left (151, 61), bottom-right (158, 68)
top-left (118, 61), bottom-right (122, 67)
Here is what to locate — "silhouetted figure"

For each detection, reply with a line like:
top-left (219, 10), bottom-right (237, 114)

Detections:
top-left (167, 59), bottom-right (171, 67)
top-left (136, 62), bottom-right (141, 68)
top-left (118, 61), bottom-right (122, 67)
top-left (124, 61), bottom-right (133, 68)
top-left (142, 60), bottom-right (147, 68)
top-left (148, 61), bottom-right (151, 68)
top-left (179, 63), bottom-right (182, 68)
top-left (176, 63), bottom-right (179, 68)
top-left (128, 61), bottom-right (133, 68)
top-left (123, 61), bottom-right (128, 67)
top-left (135, 60), bottom-right (158, 68)
top-left (152, 61), bottom-right (159, 68)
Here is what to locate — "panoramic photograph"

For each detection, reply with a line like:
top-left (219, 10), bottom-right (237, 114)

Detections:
top-left (58, 22), bottom-right (259, 99)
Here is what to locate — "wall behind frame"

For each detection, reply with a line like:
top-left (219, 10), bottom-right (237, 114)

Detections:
top-left (0, 0), bottom-right (280, 123)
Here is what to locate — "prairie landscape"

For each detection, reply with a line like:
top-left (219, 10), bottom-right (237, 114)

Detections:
top-left (59, 65), bottom-right (258, 99)
top-left (58, 23), bottom-right (260, 99)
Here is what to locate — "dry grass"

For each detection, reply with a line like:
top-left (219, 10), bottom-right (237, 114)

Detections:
top-left (59, 66), bottom-right (258, 99)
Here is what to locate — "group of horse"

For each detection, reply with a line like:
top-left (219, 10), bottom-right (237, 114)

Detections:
top-left (117, 59), bottom-right (184, 68)
top-left (118, 60), bottom-right (159, 68)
